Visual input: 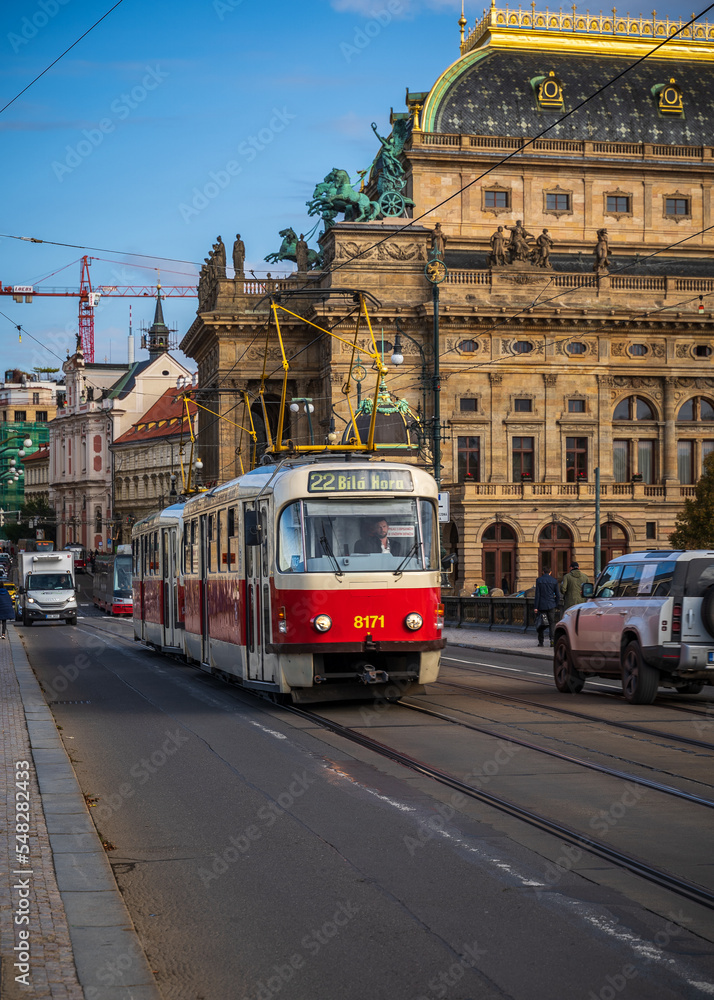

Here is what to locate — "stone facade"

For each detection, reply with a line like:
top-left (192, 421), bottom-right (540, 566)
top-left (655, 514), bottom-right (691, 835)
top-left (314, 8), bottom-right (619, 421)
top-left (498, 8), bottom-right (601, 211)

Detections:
top-left (180, 6), bottom-right (714, 594)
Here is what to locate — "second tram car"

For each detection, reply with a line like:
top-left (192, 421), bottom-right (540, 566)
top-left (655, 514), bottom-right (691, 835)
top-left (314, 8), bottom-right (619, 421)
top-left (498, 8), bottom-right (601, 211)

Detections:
top-left (65, 544), bottom-right (88, 573)
top-left (93, 544), bottom-right (133, 615)
top-left (132, 458), bottom-right (444, 701)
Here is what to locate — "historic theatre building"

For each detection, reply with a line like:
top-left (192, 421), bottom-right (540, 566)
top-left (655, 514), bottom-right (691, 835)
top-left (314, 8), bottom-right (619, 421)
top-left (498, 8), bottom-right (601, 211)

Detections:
top-left (181, 4), bottom-right (714, 594)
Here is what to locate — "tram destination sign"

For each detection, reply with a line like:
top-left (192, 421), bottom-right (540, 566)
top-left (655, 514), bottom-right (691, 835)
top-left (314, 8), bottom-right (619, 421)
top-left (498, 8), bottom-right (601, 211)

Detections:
top-left (307, 469), bottom-right (414, 493)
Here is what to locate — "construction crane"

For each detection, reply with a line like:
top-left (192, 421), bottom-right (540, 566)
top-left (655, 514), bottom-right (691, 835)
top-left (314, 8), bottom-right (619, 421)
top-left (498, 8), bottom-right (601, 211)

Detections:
top-left (0, 255), bottom-right (197, 362)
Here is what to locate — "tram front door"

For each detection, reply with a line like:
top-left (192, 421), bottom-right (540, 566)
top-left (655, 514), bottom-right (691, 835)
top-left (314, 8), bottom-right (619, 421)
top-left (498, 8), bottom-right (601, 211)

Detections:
top-left (245, 502), bottom-right (268, 682)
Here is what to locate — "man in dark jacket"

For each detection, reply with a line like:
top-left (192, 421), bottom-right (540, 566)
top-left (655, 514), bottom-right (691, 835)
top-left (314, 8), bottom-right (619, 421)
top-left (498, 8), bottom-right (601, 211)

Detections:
top-left (534, 567), bottom-right (560, 647)
top-left (0, 582), bottom-right (15, 638)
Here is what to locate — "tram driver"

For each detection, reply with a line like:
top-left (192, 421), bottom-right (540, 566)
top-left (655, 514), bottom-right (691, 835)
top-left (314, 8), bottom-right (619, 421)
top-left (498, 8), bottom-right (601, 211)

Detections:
top-left (354, 517), bottom-right (401, 556)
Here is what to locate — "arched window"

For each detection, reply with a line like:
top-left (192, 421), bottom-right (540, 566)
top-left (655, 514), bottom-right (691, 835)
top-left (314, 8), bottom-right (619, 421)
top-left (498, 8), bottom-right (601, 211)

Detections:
top-left (482, 522), bottom-right (517, 594)
top-left (538, 523), bottom-right (573, 578)
top-left (598, 522), bottom-right (629, 571)
top-left (513, 341), bottom-right (533, 354)
top-left (677, 397), bottom-right (714, 421)
top-left (458, 339), bottom-right (478, 353)
top-left (613, 396), bottom-right (655, 421)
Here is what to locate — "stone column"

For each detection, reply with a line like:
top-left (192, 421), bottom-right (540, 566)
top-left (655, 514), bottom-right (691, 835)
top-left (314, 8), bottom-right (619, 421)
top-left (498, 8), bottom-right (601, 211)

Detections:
top-left (663, 376), bottom-right (678, 484)
top-left (489, 373), bottom-right (507, 482)
top-left (597, 375), bottom-right (615, 481)
top-left (543, 374), bottom-right (559, 482)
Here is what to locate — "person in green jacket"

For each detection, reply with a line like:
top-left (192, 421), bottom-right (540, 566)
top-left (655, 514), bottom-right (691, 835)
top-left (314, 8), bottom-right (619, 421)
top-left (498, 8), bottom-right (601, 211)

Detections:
top-left (560, 562), bottom-right (589, 610)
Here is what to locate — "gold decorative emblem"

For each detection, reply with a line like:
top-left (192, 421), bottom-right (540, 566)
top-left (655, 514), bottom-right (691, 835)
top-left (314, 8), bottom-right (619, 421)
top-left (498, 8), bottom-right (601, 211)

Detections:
top-left (425, 259), bottom-right (448, 283)
top-left (657, 77), bottom-right (684, 115)
top-left (536, 71), bottom-right (564, 109)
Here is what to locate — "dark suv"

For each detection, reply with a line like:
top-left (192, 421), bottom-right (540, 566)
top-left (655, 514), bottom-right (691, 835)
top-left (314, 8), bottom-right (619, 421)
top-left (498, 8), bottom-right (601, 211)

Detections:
top-left (553, 550), bottom-right (714, 704)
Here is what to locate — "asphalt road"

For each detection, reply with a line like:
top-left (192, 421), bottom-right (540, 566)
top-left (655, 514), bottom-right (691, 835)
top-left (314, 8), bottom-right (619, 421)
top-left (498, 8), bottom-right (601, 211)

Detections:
top-left (18, 604), bottom-right (714, 1000)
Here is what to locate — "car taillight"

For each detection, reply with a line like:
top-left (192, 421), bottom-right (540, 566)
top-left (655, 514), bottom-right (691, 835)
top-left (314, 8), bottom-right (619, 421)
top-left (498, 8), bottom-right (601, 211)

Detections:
top-left (672, 604), bottom-right (682, 638)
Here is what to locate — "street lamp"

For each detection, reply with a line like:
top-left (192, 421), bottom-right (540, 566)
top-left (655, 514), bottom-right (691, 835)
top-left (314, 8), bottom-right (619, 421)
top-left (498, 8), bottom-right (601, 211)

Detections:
top-left (290, 398), bottom-right (315, 445)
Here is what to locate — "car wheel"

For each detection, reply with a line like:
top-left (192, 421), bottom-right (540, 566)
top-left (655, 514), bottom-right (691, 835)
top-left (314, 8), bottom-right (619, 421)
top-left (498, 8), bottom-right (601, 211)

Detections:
top-left (553, 634), bottom-right (584, 694)
top-left (675, 682), bottom-right (704, 695)
top-left (622, 641), bottom-right (659, 704)
top-left (22, 615), bottom-right (33, 627)
top-left (67, 617), bottom-right (77, 626)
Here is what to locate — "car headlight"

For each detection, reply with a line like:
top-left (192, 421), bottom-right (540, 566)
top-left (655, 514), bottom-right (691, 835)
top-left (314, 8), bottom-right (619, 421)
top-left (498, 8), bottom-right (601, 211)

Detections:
top-left (405, 612), bottom-right (423, 631)
top-left (312, 614), bottom-right (332, 633)
top-left (27, 597), bottom-right (35, 604)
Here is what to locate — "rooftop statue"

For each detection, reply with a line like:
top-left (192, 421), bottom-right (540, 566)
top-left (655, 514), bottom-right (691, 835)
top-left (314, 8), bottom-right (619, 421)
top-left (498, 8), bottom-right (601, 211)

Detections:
top-left (370, 119), bottom-right (415, 218)
top-left (232, 234), bottom-right (245, 278)
top-left (533, 229), bottom-right (554, 269)
top-left (265, 227), bottom-right (322, 269)
top-left (307, 168), bottom-right (380, 226)
top-left (505, 221), bottom-right (535, 263)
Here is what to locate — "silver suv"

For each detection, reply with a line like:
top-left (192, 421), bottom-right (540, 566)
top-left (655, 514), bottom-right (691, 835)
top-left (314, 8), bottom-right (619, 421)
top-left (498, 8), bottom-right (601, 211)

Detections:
top-left (553, 550), bottom-right (714, 704)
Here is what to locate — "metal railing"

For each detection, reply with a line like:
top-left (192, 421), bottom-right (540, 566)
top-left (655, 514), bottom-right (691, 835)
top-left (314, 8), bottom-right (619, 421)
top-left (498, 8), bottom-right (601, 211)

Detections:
top-left (444, 596), bottom-right (556, 631)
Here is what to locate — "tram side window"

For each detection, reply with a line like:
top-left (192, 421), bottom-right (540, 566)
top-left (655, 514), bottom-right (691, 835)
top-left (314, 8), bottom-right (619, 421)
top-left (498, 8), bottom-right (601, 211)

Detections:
top-left (218, 509), bottom-right (228, 572)
top-left (183, 524), bottom-right (189, 574)
top-left (191, 519), bottom-right (198, 574)
top-left (153, 532), bottom-right (159, 575)
top-left (419, 500), bottom-right (439, 570)
top-left (227, 507), bottom-right (238, 572)
top-left (208, 514), bottom-right (216, 572)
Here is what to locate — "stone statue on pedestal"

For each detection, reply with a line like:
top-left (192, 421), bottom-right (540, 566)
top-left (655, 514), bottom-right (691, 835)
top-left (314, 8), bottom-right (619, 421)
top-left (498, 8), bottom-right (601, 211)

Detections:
top-left (295, 234), bottom-right (309, 273)
top-left (489, 226), bottom-right (507, 267)
top-left (505, 220), bottom-right (534, 263)
top-left (214, 236), bottom-right (226, 278)
top-left (594, 228), bottom-right (610, 273)
top-left (431, 223), bottom-right (447, 258)
top-left (232, 234), bottom-right (245, 277)
top-left (534, 229), bottom-right (554, 268)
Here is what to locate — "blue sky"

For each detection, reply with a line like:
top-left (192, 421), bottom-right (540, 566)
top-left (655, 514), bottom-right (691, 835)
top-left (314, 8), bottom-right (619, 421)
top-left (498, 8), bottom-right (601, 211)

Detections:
top-left (0, 0), bottom-right (695, 374)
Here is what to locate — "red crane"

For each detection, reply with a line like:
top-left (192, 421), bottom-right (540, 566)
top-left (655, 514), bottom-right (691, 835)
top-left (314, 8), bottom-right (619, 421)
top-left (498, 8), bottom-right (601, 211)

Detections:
top-left (0, 255), bottom-right (197, 362)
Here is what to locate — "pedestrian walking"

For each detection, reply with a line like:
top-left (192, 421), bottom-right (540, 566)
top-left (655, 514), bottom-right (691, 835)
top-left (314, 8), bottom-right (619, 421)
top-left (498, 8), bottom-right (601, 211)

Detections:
top-left (560, 562), bottom-right (589, 611)
top-left (0, 582), bottom-right (15, 638)
top-left (534, 566), bottom-right (559, 647)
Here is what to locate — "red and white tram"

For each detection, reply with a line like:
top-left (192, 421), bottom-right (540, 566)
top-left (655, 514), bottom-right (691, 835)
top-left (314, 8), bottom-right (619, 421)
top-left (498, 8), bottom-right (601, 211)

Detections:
top-left (132, 457), bottom-right (445, 702)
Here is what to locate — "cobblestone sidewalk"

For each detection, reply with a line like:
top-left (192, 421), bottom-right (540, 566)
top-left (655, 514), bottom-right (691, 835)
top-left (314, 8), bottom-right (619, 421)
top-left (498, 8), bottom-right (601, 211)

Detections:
top-left (1, 626), bottom-right (83, 1000)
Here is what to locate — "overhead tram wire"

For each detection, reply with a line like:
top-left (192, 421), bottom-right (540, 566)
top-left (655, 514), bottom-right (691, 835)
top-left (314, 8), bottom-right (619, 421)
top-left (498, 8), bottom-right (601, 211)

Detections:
top-left (4, 5), bottom-right (712, 441)
top-left (3, 5), bottom-right (713, 295)
top-left (0, 0), bottom-right (127, 116)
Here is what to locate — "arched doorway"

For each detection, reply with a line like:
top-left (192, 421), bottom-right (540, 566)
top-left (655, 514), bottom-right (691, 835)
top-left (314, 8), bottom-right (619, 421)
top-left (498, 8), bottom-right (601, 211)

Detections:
top-left (482, 522), bottom-right (517, 594)
top-left (599, 521), bottom-right (629, 571)
top-left (539, 523), bottom-right (573, 578)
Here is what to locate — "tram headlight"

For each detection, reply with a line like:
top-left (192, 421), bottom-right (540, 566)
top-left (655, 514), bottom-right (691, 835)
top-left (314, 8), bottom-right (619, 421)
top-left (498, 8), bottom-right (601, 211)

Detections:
top-left (312, 614), bottom-right (332, 633)
top-left (405, 612), bottom-right (423, 631)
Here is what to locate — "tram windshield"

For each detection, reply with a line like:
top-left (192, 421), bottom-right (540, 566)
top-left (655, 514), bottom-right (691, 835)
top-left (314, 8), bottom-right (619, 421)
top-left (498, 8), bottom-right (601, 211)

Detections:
top-left (278, 498), bottom-right (438, 574)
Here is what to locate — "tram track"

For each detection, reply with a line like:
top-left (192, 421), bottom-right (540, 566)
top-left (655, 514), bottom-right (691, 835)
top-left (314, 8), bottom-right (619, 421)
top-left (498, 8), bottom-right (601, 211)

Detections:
top-left (440, 662), bottom-right (714, 752)
top-left (285, 702), bottom-right (714, 913)
top-left (443, 653), bottom-right (714, 717)
top-left (396, 696), bottom-right (714, 807)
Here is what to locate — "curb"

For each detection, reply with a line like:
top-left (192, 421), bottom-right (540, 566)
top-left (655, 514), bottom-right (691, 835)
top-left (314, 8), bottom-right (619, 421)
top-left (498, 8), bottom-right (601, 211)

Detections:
top-left (9, 628), bottom-right (163, 1000)
top-left (444, 637), bottom-right (553, 663)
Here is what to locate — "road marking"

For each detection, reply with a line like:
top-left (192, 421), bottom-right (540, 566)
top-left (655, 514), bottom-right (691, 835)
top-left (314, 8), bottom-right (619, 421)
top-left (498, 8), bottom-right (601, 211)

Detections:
top-left (443, 657), bottom-right (546, 677)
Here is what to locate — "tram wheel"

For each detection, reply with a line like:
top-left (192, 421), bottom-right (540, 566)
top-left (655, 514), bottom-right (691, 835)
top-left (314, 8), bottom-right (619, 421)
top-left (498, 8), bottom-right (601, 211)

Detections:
top-left (553, 635), bottom-right (584, 694)
top-left (622, 641), bottom-right (659, 705)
